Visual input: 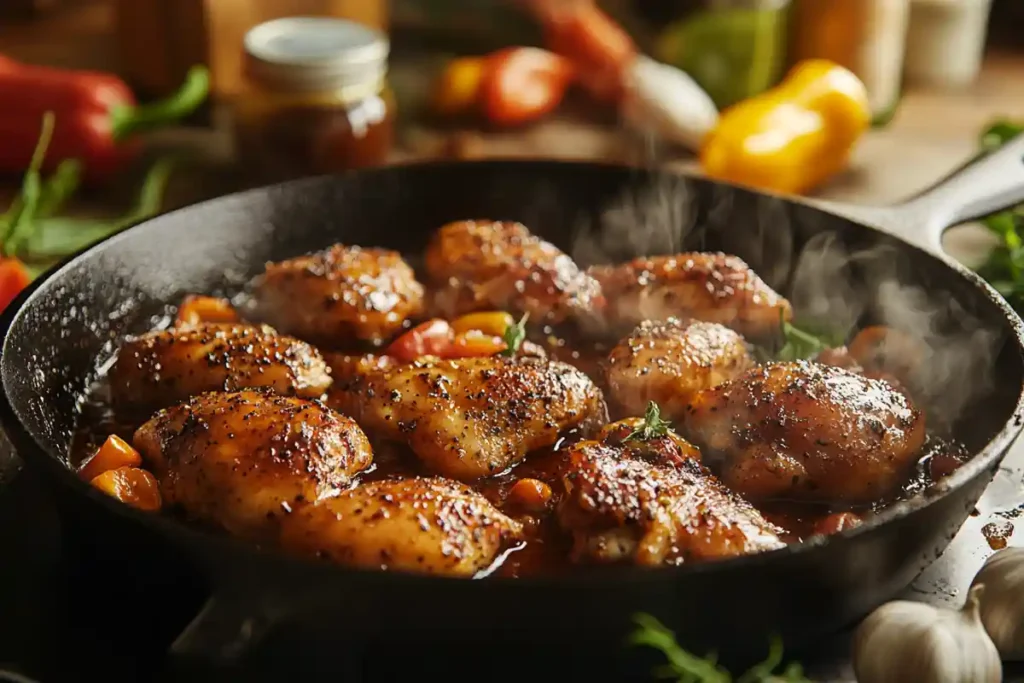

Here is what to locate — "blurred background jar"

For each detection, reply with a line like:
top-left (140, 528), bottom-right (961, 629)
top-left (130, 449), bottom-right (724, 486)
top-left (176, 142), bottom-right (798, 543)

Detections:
top-left (789, 0), bottom-right (910, 126)
top-left (604, 0), bottom-right (792, 110)
top-left (233, 17), bottom-right (395, 185)
top-left (904, 0), bottom-right (993, 89)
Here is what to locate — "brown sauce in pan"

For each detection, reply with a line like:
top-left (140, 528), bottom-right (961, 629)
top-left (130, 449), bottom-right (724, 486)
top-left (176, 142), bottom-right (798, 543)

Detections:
top-left (69, 325), bottom-right (969, 578)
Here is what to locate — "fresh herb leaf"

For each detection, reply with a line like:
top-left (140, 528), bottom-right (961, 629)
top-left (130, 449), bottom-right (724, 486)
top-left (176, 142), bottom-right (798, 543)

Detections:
top-left (973, 119), bottom-right (1024, 315)
top-left (1, 112), bottom-right (56, 257)
top-left (755, 311), bottom-right (845, 363)
top-left (500, 312), bottom-right (529, 357)
top-left (980, 119), bottom-right (1024, 153)
top-left (623, 401), bottom-right (672, 442)
top-left (35, 159), bottom-right (83, 219)
top-left (628, 613), bottom-right (730, 683)
top-left (630, 614), bottom-right (814, 683)
top-left (20, 157), bottom-right (176, 262)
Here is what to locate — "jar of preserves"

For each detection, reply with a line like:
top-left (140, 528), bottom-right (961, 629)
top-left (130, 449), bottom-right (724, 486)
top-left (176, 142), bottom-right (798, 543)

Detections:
top-left (233, 17), bottom-right (395, 184)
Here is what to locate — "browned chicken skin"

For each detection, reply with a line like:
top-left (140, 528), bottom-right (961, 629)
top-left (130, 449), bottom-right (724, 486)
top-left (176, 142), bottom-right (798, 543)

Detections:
top-left (109, 323), bottom-right (332, 415)
top-left (247, 244), bottom-right (425, 347)
top-left (133, 390), bottom-right (372, 538)
top-left (279, 477), bottom-right (523, 576)
top-left (424, 220), bottom-right (603, 324)
top-left (684, 360), bottom-right (926, 504)
top-left (604, 319), bottom-right (754, 421)
top-left (589, 253), bottom-right (792, 339)
top-left (330, 355), bottom-right (607, 480)
top-left (557, 439), bottom-right (785, 566)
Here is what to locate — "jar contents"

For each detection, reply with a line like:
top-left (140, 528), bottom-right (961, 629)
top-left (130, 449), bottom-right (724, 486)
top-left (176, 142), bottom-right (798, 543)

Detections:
top-left (233, 17), bottom-right (395, 185)
top-left (611, 0), bottom-right (791, 110)
top-left (904, 0), bottom-right (993, 89)
top-left (789, 0), bottom-right (910, 125)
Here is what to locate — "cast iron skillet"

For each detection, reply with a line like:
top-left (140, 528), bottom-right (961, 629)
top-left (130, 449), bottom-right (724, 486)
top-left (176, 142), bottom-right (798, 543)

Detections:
top-left (4, 140), bottom-right (1024, 680)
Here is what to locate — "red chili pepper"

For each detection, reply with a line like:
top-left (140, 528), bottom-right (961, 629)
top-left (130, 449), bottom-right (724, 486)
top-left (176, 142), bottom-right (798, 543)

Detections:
top-left (386, 319), bottom-right (456, 362)
top-left (0, 59), bottom-right (209, 185)
top-left (528, 1), bottom-right (637, 103)
top-left (480, 47), bottom-right (575, 126)
top-left (0, 258), bottom-right (31, 315)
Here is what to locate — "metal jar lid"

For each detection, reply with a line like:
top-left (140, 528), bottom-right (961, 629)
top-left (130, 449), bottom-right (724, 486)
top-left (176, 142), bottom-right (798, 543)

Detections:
top-left (243, 17), bottom-right (389, 93)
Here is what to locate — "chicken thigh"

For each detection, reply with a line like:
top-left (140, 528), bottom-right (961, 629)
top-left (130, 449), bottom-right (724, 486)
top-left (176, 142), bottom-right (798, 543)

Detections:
top-left (684, 360), bottom-right (926, 504)
top-left (604, 319), bottom-right (754, 421)
top-left (330, 355), bottom-right (607, 480)
top-left (280, 477), bottom-right (523, 576)
top-left (424, 220), bottom-right (603, 325)
top-left (589, 253), bottom-right (792, 339)
top-left (109, 322), bottom-right (332, 415)
top-left (246, 244), bottom-right (425, 347)
top-left (133, 390), bottom-right (373, 538)
top-left (557, 439), bottom-right (784, 566)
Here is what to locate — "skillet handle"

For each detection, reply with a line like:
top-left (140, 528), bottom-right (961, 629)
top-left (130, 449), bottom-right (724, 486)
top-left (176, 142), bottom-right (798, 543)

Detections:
top-left (167, 593), bottom-right (276, 670)
top-left (808, 133), bottom-right (1024, 256)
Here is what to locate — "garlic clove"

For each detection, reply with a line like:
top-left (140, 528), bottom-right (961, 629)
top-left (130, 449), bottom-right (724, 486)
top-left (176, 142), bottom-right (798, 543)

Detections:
top-left (621, 55), bottom-right (719, 153)
top-left (971, 546), bottom-right (1024, 660)
top-left (852, 584), bottom-right (1001, 683)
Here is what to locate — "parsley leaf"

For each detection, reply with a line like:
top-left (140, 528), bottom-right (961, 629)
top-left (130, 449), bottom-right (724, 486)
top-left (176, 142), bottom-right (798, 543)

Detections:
top-left (629, 613), bottom-right (814, 683)
top-left (623, 401), bottom-right (672, 442)
top-left (755, 311), bottom-right (845, 363)
top-left (500, 312), bottom-right (529, 357)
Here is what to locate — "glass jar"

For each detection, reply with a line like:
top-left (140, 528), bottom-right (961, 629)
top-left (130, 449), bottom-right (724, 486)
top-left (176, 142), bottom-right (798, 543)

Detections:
top-left (233, 17), bottom-right (395, 185)
top-left (789, 0), bottom-right (910, 126)
top-left (604, 0), bottom-right (792, 110)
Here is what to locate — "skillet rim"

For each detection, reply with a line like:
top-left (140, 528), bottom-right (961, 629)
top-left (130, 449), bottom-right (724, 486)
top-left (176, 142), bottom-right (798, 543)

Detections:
top-left (2, 158), bottom-right (1023, 589)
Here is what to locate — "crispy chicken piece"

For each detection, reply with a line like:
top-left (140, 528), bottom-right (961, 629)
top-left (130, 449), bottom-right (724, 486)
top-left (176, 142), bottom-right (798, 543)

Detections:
top-left (133, 390), bottom-right (372, 538)
top-left (246, 245), bottom-right (425, 347)
top-left (589, 253), bottom-right (792, 339)
top-left (684, 360), bottom-right (926, 504)
top-left (557, 440), bottom-right (784, 566)
top-left (109, 323), bottom-right (332, 415)
top-left (424, 220), bottom-right (603, 325)
top-left (604, 319), bottom-right (754, 421)
top-left (330, 355), bottom-right (607, 480)
top-left (279, 477), bottom-right (523, 576)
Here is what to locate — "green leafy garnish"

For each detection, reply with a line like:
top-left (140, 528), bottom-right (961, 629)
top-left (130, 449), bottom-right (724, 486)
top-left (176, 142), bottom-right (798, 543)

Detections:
top-left (973, 118), bottom-right (1024, 314)
top-left (623, 401), bottom-right (672, 442)
top-left (629, 613), bottom-right (814, 683)
top-left (501, 312), bottom-right (529, 357)
top-left (755, 312), bottom-right (845, 363)
top-left (1, 112), bottom-right (56, 257)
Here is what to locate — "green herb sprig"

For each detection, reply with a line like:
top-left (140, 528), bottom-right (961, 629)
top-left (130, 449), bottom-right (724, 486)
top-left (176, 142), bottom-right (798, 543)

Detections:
top-left (623, 401), bottom-right (672, 443)
top-left (972, 119), bottom-right (1024, 313)
top-left (501, 312), bottom-right (529, 357)
top-left (629, 613), bottom-right (813, 683)
top-left (755, 312), bottom-right (845, 363)
top-left (0, 114), bottom-right (177, 276)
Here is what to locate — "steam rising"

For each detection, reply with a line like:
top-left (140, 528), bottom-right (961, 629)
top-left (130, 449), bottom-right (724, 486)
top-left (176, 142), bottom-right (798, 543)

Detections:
top-left (569, 174), bottom-right (1007, 434)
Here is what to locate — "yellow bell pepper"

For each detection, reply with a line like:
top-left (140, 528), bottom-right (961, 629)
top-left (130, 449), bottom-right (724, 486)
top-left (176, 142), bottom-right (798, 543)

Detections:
top-left (700, 60), bottom-right (871, 195)
top-left (451, 311), bottom-right (514, 337)
top-left (431, 57), bottom-right (487, 117)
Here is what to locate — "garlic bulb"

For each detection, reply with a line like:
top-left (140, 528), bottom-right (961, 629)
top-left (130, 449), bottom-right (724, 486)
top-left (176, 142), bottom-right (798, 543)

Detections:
top-left (621, 55), bottom-right (718, 153)
top-left (971, 546), bottom-right (1024, 659)
top-left (852, 585), bottom-right (1001, 683)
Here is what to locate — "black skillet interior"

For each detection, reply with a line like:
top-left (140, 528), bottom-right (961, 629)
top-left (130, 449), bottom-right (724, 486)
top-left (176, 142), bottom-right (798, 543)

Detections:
top-left (2, 160), bottom-right (1023, 678)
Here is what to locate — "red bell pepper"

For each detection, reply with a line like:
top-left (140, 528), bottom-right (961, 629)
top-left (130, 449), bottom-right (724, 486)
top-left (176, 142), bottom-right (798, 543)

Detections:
top-left (480, 47), bottom-right (575, 126)
top-left (0, 59), bottom-right (209, 185)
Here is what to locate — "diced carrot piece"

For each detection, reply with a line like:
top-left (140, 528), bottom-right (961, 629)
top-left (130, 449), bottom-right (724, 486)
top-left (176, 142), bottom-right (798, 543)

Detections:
top-left (89, 467), bottom-right (162, 511)
top-left (175, 294), bottom-right (238, 327)
top-left (78, 434), bottom-right (142, 482)
top-left (508, 478), bottom-right (553, 513)
top-left (813, 512), bottom-right (862, 536)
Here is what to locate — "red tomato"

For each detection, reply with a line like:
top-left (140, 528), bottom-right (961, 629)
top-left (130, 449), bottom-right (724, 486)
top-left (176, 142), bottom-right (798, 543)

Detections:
top-left (0, 258), bottom-right (31, 315)
top-left (385, 319), bottom-right (454, 362)
top-left (481, 47), bottom-right (575, 126)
